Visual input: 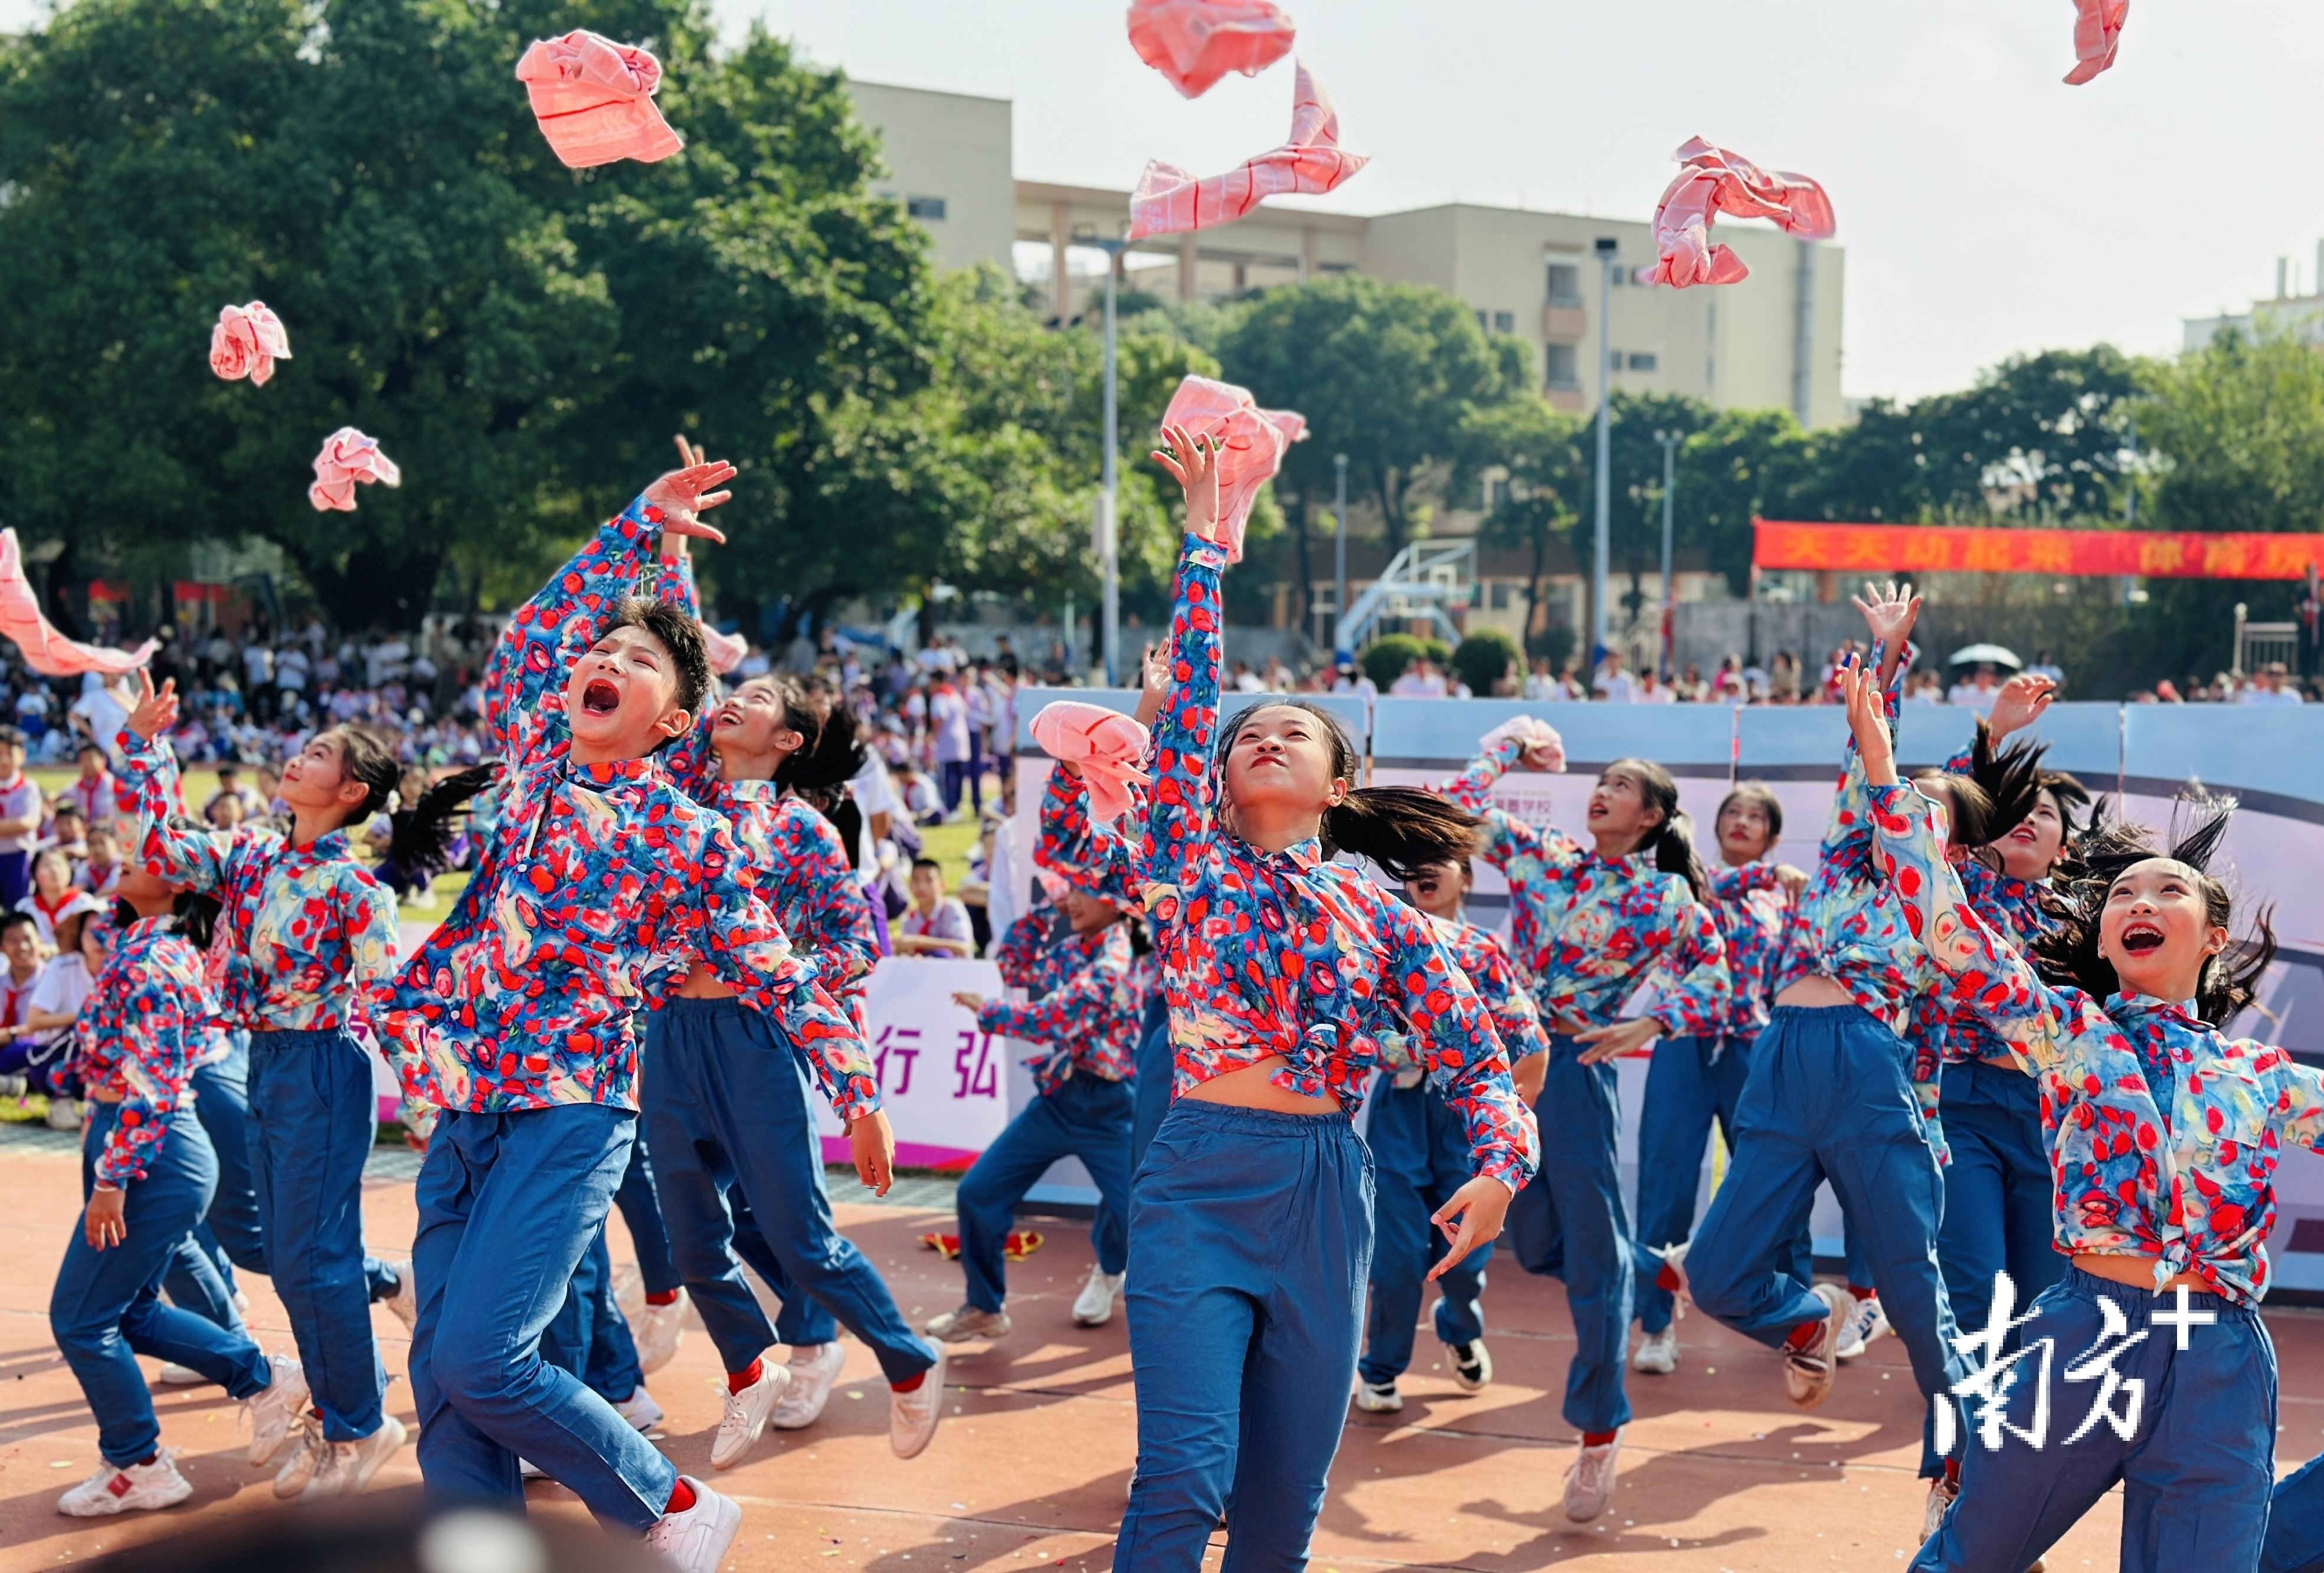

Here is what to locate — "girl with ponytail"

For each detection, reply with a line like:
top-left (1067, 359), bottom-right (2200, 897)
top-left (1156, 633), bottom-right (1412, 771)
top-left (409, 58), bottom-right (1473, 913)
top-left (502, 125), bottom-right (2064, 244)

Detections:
top-left (1846, 663), bottom-right (2322, 1573)
top-left (1114, 427), bottom-right (1537, 1573)
top-left (1427, 719), bottom-right (1731, 1522)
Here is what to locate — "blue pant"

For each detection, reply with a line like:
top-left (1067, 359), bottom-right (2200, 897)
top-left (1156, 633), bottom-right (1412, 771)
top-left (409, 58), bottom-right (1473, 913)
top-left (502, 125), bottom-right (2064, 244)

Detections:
top-left (2264, 1451), bottom-right (2324, 1573)
top-left (1359, 1074), bottom-right (1490, 1387)
top-left (1116, 1102), bottom-right (1372, 1572)
top-left (957, 1071), bottom-right (1134, 1313)
top-left (1633, 1032), bottom-right (1752, 1335)
top-left (1503, 1035), bottom-right (1635, 1433)
top-left (1689, 1007), bottom-right (1967, 1446)
top-left (51, 1106), bottom-right (271, 1466)
top-left (162, 1037), bottom-right (264, 1313)
top-left (542, 1224), bottom-right (643, 1404)
top-left (644, 997), bottom-right (935, 1385)
top-left (1914, 1268), bottom-right (2276, 1573)
top-left (1127, 994), bottom-right (1173, 1180)
top-left (613, 1129), bottom-right (680, 1300)
top-left (1920, 1056), bottom-right (2065, 1477)
top-left (246, 1027), bottom-right (386, 1441)
top-left (410, 1103), bottom-right (675, 1530)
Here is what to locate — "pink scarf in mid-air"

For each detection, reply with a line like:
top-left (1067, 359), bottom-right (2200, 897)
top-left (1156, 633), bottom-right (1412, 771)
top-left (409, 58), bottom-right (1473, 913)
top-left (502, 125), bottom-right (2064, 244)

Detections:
top-left (308, 427), bottom-right (402, 513)
top-left (209, 302), bottom-right (292, 386)
top-left (1125, 0), bottom-right (1297, 99)
top-left (1127, 61), bottom-right (1366, 241)
top-left (701, 623), bottom-right (748, 675)
top-left (514, 31), bottom-right (685, 169)
top-left (2065, 0), bottom-right (2128, 85)
top-left (1639, 137), bottom-right (1836, 289)
top-left (1030, 701), bottom-right (1152, 825)
top-left (0, 530), bottom-right (157, 676)
top-left (1158, 375), bottom-right (1306, 562)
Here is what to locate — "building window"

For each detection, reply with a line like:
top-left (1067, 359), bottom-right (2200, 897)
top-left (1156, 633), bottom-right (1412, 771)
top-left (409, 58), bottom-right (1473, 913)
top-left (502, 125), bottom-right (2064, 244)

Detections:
top-left (1545, 262), bottom-right (1580, 305)
top-left (1626, 352), bottom-right (1658, 372)
top-left (906, 195), bottom-right (947, 220)
top-left (1492, 310), bottom-right (1515, 333)
top-left (1474, 309), bottom-right (1488, 330)
top-left (1544, 343), bottom-right (1579, 389)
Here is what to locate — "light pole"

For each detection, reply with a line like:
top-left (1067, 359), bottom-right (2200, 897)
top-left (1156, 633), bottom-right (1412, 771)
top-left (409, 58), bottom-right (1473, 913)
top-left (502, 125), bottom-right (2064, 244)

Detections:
top-left (1591, 237), bottom-right (1618, 668)
top-left (1655, 428), bottom-right (1679, 679)
top-left (1096, 237), bottom-right (1124, 686)
top-left (1333, 452), bottom-right (1349, 656)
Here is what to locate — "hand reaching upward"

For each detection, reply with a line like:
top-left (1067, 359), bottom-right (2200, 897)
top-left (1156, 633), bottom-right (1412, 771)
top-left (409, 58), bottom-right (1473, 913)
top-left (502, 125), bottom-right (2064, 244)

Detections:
top-left (642, 448), bottom-right (737, 545)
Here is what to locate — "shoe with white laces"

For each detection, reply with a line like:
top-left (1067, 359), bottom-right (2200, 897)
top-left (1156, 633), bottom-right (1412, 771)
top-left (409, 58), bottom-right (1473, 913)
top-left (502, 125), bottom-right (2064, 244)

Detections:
top-left (158, 1362), bottom-right (206, 1386)
top-left (1449, 1341), bottom-right (1493, 1391)
top-left (614, 1387), bottom-right (665, 1434)
top-left (1352, 1380), bottom-right (1402, 1413)
top-left (300, 1414), bottom-right (407, 1500)
top-left (244, 1355), bottom-right (309, 1466)
top-left (647, 1478), bottom-right (741, 1573)
top-left (923, 1304), bottom-right (1010, 1343)
top-left (1834, 1292), bottom-right (1891, 1362)
top-left (710, 1364), bottom-right (791, 1470)
top-left (1562, 1437), bottom-right (1621, 1522)
top-left (273, 1415), bottom-right (327, 1499)
top-left (1922, 1474), bottom-right (1957, 1541)
top-left (771, 1342), bottom-right (849, 1431)
top-left (1632, 1326), bottom-right (1678, 1375)
top-left (1071, 1265), bottom-right (1125, 1327)
top-left (637, 1290), bottom-right (689, 1377)
top-left (889, 1345), bottom-right (946, 1459)
top-left (57, 1451), bottom-right (192, 1517)
top-left (1784, 1283), bottom-right (1854, 1410)
top-left (381, 1259), bottom-right (418, 1333)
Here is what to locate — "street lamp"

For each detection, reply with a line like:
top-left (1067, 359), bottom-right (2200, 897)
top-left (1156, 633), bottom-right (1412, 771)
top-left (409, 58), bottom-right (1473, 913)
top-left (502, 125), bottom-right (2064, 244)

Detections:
top-left (1655, 428), bottom-right (1680, 679)
top-left (1077, 228), bottom-right (1130, 686)
top-left (1591, 237), bottom-right (1618, 669)
top-left (1333, 452), bottom-right (1349, 657)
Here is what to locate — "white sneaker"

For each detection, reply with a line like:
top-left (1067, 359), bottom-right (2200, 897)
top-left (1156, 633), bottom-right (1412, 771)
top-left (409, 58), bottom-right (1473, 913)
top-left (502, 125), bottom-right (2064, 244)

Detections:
top-left (612, 1261), bottom-right (646, 1323)
top-left (1071, 1266), bottom-right (1125, 1327)
top-left (614, 1387), bottom-right (665, 1434)
top-left (300, 1414), bottom-right (407, 1500)
top-left (923, 1304), bottom-right (1010, 1343)
top-left (1562, 1437), bottom-right (1621, 1522)
top-left (47, 1097), bottom-right (82, 1130)
top-left (710, 1364), bottom-right (791, 1470)
top-left (273, 1415), bottom-right (327, 1499)
top-left (1632, 1327), bottom-right (1678, 1375)
top-left (1783, 1283), bottom-right (1854, 1410)
top-left (244, 1355), bottom-right (309, 1466)
top-left (1449, 1340), bottom-right (1493, 1391)
top-left (1922, 1474), bottom-right (1957, 1542)
top-left (889, 1344), bottom-right (946, 1459)
top-left (57, 1451), bottom-right (193, 1517)
top-left (381, 1259), bottom-right (419, 1332)
top-left (771, 1342), bottom-right (849, 1431)
top-left (158, 1362), bottom-right (206, 1386)
top-left (647, 1478), bottom-right (742, 1573)
top-left (1834, 1292), bottom-right (1891, 1362)
top-left (637, 1290), bottom-right (689, 1377)
top-left (1353, 1381), bottom-right (1402, 1413)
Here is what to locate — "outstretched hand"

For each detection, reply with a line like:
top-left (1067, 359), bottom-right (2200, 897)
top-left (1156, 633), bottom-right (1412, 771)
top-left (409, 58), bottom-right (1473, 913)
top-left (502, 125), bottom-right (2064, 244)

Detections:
top-left (1151, 423), bottom-right (1226, 548)
top-left (1987, 673), bottom-right (2056, 740)
top-left (1850, 578), bottom-right (1922, 650)
top-left (1840, 656), bottom-right (1900, 787)
top-left (643, 445), bottom-right (737, 544)
top-left (1430, 1176), bottom-right (1513, 1280)
top-left (125, 668), bottom-right (178, 742)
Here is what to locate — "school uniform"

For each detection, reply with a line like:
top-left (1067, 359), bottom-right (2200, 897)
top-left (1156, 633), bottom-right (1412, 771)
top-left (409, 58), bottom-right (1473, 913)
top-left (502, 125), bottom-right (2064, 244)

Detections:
top-left (1112, 535), bottom-right (1538, 1572)
top-left (1433, 733), bottom-right (1731, 1438)
top-left (1875, 785), bottom-right (2324, 1573)
top-left (372, 496), bottom-right (882, 1529)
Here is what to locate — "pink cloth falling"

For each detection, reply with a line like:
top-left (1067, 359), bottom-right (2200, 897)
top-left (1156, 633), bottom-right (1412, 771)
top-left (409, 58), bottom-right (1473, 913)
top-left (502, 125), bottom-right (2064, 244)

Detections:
top-left (513, 31), bottom-right (684, 169)
top-left (1125, 0), bottom-right (1296, 100)
top-left (1158, 375), bottom-right (1306, 562)
top-left (2065, 0), bottom-right (2128, 85)
top-left (1127, 60), bottom-right (1366, 241)
top-left (1639, 137), bottom-right (1835, 290)
top-left (1030, 701), bottom-right (1153, 825)
top-left (208, 302), bottom-right (292, 386)
top-left (307, 427), bottom-right (402, 513)
top-left (701, 622), bottom-right (748, 676)
top-left (0, 530), bottom-right (156, 677)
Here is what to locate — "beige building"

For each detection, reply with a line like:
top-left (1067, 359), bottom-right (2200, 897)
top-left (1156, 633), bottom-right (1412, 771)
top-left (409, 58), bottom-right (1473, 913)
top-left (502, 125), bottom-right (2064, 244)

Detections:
top-left (843, 80), bottom-right (1017, 276)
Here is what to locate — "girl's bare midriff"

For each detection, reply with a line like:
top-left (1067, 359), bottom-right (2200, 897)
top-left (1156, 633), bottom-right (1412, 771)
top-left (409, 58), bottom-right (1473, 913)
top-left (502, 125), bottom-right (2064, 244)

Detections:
top-left (2072, 1252), bottom-right (2210, 1296)
top-left (1773, 975), bottom-right (1855, 1010)
top-left (1180, 1054), bottom-right (1341, 1118)
top-left (675, 960), bottom-right (734, 999)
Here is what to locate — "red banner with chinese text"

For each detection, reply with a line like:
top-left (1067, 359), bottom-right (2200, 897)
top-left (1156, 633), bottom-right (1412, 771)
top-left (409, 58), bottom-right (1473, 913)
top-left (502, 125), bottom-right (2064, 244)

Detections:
top-left (1752, 520), bottom-right (2324, 579)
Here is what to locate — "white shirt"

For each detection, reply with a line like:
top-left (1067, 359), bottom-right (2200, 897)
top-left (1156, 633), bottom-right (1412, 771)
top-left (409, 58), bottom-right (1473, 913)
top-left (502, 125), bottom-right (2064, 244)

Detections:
top-left (1593, 669), bottom-right (1641, 703)
top-left (24, 952), bottom-right (93, 1050)
top-left (1947, 681), bottom-right (2001, 716)
top-left (1389, 671), bottom-right (1447, 697)
top-left (849, 755), bottom-right (905, 887)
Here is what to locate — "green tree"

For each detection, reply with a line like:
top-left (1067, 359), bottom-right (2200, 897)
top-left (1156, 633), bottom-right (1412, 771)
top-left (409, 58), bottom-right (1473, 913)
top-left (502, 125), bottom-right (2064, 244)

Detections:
top-left (1462, 397), bottom-right (1585, 652)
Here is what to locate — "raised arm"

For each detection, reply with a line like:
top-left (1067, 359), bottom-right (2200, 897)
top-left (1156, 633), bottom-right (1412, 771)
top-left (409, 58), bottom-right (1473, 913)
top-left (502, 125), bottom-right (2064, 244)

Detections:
top-left (1037, 766), bottom-right (1141, 909)
top-left (1138, 530), bottom-right (1228, 905)
top-left (116, 677), bottom-right (237, 893)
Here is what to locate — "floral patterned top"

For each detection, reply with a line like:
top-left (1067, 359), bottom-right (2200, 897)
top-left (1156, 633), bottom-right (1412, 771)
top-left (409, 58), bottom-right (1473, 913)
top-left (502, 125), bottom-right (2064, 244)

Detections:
top-left (73, 916), bottom-right (215, 1187)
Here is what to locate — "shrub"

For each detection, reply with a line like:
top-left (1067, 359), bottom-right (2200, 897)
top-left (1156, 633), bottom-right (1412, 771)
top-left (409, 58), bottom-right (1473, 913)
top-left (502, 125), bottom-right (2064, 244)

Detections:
top-left (1452, 629), bottom-right (1524, 697)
